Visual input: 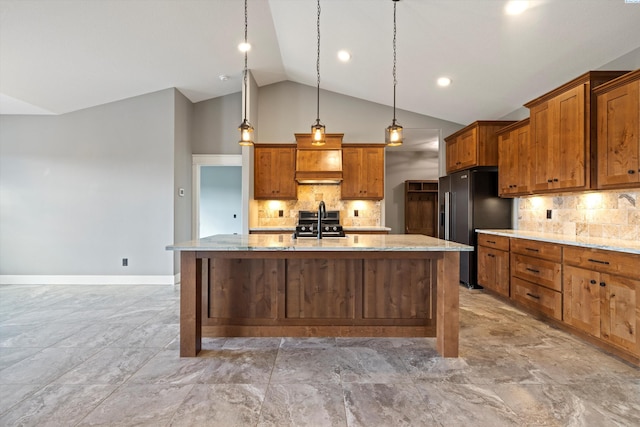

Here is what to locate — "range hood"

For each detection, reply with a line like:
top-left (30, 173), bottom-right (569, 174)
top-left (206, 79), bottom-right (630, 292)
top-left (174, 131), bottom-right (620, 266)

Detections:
top-left (295, 133), bottom-right (343, 184)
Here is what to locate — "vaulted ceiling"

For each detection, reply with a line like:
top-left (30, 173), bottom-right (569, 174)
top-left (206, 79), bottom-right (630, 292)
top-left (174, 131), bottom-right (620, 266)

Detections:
top-left (1, 0), bottom-right (639, 124)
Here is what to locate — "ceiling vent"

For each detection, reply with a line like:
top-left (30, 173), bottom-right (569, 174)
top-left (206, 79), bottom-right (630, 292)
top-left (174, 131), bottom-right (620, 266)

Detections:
top-left (295, 133), bottom-right (343, 184)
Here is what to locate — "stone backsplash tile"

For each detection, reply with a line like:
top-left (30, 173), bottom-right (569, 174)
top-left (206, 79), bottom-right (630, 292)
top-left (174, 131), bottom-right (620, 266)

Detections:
top-left (518, 190), bottom-right (640, 241)
top-left (255, 185), bottom-right (381, 227)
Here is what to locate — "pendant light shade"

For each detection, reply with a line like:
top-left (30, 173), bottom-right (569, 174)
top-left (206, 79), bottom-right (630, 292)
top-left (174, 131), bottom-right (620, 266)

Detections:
top-left (385, 0), bottom-right (403, 147)
top-left (238, 0), bottom-right (254, 146)
top-left (311, 0), bottom-right (326, 146)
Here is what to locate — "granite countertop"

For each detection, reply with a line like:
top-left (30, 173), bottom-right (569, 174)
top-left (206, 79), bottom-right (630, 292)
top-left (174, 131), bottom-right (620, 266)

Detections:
top-left (249, 226), bottom-right (392, 232)
top-left (477, 229), bottom-right (640, 255)
top-left (167, 234), bottom-right (473, 252)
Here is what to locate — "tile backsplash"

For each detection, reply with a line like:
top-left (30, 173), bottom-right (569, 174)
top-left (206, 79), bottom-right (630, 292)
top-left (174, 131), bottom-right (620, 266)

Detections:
top-left (518, 190), bottom-right (639, 241)
top-left (255, 185), bottom-right (381, 227)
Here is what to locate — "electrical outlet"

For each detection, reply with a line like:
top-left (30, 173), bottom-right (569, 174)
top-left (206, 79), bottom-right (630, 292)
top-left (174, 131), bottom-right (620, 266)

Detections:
top-left (278, 210), bottom-right (284, 217)
top-left (546, 209), bottom-right (552, 219)
top-left (122, 258), bottom-right (128, 267)
top-left (354, 210), bottom-right (359, 217)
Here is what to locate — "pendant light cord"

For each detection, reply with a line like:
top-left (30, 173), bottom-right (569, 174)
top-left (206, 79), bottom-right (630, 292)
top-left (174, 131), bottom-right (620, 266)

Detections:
top-left (243, 0), bottom-right (248, 122)
top-left (392, 0), bottom-right (397, 122)
top-left (316, 0), bottom-right (321, 122)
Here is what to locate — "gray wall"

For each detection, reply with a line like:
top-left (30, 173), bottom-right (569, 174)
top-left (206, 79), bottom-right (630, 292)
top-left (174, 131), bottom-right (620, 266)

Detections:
top-left (173, 89), bottom-right (194, 272)
top-left (0, 89), bottom-right (176, 276)
top-left (257, 81), bottom-right (463, 143)
top-left (192, 92), bottom-right (242, 155)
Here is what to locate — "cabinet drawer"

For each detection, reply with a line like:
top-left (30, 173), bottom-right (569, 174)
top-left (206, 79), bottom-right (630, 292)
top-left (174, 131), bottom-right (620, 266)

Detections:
top-left (510, 238), bottom-right (562, 262)
top-left (564, 247), bottom-right (639, 279)
top-left (511, 253), bottom-right (562, 292)
top-left (511, 277), bottom-right (562, 321)
top-left (477, 234), bottom-right (510, 251)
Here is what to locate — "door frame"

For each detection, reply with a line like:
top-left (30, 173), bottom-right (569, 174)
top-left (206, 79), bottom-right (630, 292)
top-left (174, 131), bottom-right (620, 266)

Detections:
top-left (192, 154), bottom-right (243, 239)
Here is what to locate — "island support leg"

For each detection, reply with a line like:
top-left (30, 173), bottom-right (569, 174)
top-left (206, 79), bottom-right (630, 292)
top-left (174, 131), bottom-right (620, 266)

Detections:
top-left (436, 251), bottom-right (459, 357)
top-left (180, 251), bottom-right (201, 357)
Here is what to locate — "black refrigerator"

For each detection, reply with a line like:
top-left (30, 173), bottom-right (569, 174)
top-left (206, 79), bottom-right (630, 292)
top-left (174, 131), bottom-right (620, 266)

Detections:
top-left (438, 167), bottom-right (512, 289)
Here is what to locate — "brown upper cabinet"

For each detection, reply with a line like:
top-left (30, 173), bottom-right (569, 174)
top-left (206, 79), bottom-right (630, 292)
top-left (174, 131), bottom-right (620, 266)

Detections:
top-left (594, 69), bottom-right (640, 189)
top-left (254, 144), bottom-right (297, 200)
top-left (445, 121), bottom-right (515, 174)
top-left (341, 144), bottom-right (385, 200)
top-left (497, 119), bottom-right (531, 197)
top-left (525, 71), bottom-right (629, 193)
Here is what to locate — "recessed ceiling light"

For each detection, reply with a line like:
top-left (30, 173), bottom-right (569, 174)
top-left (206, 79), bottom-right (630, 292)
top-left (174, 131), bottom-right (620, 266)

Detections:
top-left (337, 50), bottom-right (351, 62)
top-left (437, 77), bottom-right (452, 87)
top-left (238, 42), bottom-right (251, 52)
top-left (505, 1), bottom-right (529, 15)
top-left (219, 75), bottom-right (229, 81)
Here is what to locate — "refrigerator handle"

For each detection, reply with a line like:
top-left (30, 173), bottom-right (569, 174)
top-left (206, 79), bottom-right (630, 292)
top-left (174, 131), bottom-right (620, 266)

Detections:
top-left (444, 191), bottom-right (451, 241)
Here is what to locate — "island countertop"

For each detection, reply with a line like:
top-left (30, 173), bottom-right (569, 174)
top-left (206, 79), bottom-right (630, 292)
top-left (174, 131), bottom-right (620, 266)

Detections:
top-left (167, 233), bottom-right (474, 252)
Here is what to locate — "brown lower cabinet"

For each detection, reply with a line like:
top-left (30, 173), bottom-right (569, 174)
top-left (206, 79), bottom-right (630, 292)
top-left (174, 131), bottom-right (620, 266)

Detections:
top-left (477, 234), bottom-right (510, 298)
top-left (477, 232), bottom-right (640, 365)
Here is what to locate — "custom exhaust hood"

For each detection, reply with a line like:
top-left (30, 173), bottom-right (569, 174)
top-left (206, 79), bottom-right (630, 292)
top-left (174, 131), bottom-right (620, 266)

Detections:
top-left (295, 133), bottom-right (343, 184)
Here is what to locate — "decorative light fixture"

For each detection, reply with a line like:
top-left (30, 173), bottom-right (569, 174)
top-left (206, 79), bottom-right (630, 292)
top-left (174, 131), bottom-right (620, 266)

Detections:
top-left (385, 0), bottom-right (402, 147)
top-left (311, 0), bottom-right (325, 146)
top-left (238, 0), bottom-right (254, 146)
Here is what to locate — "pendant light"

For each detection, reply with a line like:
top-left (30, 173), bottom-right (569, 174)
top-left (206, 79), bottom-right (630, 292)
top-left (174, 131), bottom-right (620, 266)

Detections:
top-left (385, 0), bottom-right (403, 146)
top-left (238, 0), bottom-right (254, 146)
top-left (311, 0), bottom-right (325, 146)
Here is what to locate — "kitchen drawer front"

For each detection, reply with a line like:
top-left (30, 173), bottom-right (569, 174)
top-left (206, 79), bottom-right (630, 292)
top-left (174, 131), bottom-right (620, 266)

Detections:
top-left (511, 253), bottom-right (562, 292)
top-left (477, 233), bottom-right (510, 251)
top-left (511, 277), bottom-right (562, 321)
top-left (510, 238), bottom-right (562, 262)
top-left (564, 247), bottom-right (639, 279)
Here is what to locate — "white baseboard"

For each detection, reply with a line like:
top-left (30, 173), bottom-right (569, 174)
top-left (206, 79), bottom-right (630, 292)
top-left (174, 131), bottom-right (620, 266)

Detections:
top-left (0, 275), bottom-right (176, 286)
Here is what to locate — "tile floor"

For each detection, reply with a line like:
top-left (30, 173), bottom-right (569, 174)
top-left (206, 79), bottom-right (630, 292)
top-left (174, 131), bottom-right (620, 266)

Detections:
top-left (0, 284), bottom-right (638, 426)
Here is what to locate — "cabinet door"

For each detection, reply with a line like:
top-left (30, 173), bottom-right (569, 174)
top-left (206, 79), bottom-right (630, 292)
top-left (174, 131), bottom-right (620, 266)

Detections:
top-left (478, 246), bottom-right (509, 298)
top-left (554, 85), bottom-right (586, 190)
top-left (274, 147), bottom-right (297, 198)
top-left (515, 124), bottom-right (531, 193)
top-left (362, 147), bottom-right (384, 199)
top-left (457, 128), bottom-right (478, 170)
top-left (563, 265), bottom-right (601, 337)
top-left (600, 273), bottom-right (640, 354)
top-left (254, 148), bottom-right (275, 198)
top-left (597, 80), bottom-right (640, 188)
top-left (530, 102), bottom-right (552, 191)
top-left (254, 147), bottom-right (296, 199)
top-left (341, 147), bottom-right (361, 198)
top-left (498, 131), bottom-right (514, 196)
top-left (446, 137), bottom-right (459, 173)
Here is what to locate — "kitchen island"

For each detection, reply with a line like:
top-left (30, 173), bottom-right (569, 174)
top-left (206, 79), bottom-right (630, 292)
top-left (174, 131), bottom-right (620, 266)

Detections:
top-left (167, 234), bottom-right (473, 358)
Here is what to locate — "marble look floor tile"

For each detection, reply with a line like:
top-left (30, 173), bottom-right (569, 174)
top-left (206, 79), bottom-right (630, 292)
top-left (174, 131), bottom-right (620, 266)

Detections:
top-left (127, 349), bottom-right (209, 384)
top-left (169, 383), bottom-right (266, 427)
top-left (198, 349), bottom-right (278, 384)
top-left (461, 344), bottom-right (548, 385)
top-left (336, 337), bottom-right (431, 350)
top-left (222, 337), bottom-right (283, 350)
top-left (343, 383), bottom-right (436, 427)
top-left (280, 337), bottom-right (336, 349)
top-left (416, 382), bottom-right (520, 426)
top-left (566, 380), bottom-right (640, 425)
top-left (0, 347), bottom-right (99, 385)
top-left (0, 347), bottom-right (40, 370)
top-left (399, 348), bottom-right (471, 383)
top-left (0, 384), bottom-right (116, 427)
top-left (51, 323), bottom-right (134, 348)
top-left (271, 347), bottom-right (342, 384)
top-left (102, 307), bottom-right (167, 324)
top-left (0, 322), bottom-right (88, 347)
top-left (77, 383), bottom-right (193, 427)
top-left (0, 308), bottom-right (79, 326)
top-left (0, 383), bottom-right (42, 414)
top-left (258, 383), bottom-right (346, 427)
top-left (54, 347), bottom-right (159, 385)
top-left (108, 323), bottom-right (179, 348)
top-left (339, 347), bottom-right (411, 383)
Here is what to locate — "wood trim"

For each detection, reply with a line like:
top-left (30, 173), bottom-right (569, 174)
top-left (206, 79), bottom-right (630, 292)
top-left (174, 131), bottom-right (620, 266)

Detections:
top-left (593, 69), bottom-right (640, 94)
top-left (437, 251), bottom-right (459, 357)
top-left (202, 325), bottom-right (436, 338)
top-left (444, 120), bottom-right (517, 141)
top-left (495, 118), bottom-right (530, 135)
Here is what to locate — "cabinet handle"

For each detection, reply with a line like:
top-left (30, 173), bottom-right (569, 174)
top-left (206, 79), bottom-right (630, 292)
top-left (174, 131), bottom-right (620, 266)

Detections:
top-left (588, 258), bottom-right (610, 265)
top-left (525, 247), bottom-right (540, 252)
top-left (488, 254), bottom-right (495, 258)
top-left (526, 292), bottom-right (540, 300)
top-left (553, 178), bottom-right (558, 182)
top-left (547, 179), bottom-right (553, 183)
top-left (525, 267), bottom-right (540, 273)
top-left (600, 282), bottom-right (606, 287)
top-left (590, 279), bottom-right (597, 285)
top-left (487, 240), bottom-right (496, 244)
top-left (628, 170), bottom-right (636, 175)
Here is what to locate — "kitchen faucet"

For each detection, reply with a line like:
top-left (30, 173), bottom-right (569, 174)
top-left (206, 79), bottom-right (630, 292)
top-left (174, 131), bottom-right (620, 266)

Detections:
top-left (317, 201), bottom-right (326, 239)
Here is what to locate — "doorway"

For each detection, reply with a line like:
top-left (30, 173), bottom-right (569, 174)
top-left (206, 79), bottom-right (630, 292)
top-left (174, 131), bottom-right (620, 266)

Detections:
top-left (192, 155), bottom-right (243, 239)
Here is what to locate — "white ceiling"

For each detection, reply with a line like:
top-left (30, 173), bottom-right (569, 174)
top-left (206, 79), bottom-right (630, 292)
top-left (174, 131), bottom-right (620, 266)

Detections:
top-left (1, 0), bottom-right (639, 124)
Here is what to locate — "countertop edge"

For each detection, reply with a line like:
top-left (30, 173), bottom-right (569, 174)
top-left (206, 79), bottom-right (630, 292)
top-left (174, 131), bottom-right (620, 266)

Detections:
top-left (476, 229), bottom-right (640, 255)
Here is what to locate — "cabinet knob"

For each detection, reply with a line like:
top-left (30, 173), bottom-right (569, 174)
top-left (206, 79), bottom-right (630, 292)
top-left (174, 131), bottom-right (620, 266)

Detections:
top-left (600, 282), bottom-right (606, 287)
top-left (553, 178), bottom-right (558, 182)
top-left (628, 170), bottom-right (636, 175)
top-left (547, 179), bottom-right (553, 183)
top-left (590, 279), bottom-right (596, 285)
